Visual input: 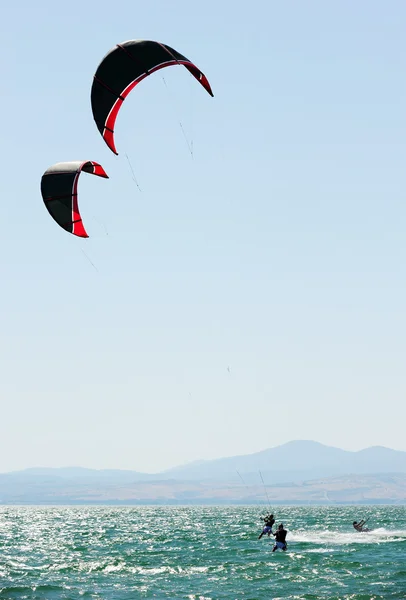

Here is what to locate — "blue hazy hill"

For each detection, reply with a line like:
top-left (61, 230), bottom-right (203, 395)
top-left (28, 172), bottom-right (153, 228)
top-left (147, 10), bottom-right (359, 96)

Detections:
top-left (2, 441), bottom-right (405, 490)
top-left (161, 440), bottom-right (406, 483)
top-left (1, 441), bottom-right (405, 504)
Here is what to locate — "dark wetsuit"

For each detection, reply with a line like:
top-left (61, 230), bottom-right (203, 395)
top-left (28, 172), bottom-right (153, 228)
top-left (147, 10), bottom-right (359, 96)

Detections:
top-left (275, 529), bottom-right (287, 544)
top-left (258, 516), bottom-right (275, 539)
top-left (273, 527), bottom-right (287, 551)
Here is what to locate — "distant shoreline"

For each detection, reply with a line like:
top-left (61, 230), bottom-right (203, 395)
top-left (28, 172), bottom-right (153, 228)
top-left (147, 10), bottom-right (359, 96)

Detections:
top-left (1, 500), bottom-right (405, 507)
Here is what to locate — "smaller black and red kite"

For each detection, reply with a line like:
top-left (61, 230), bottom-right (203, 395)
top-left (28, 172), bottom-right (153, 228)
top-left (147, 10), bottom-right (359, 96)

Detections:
top-left (41, 161), bottom-right (108, 238)
top-left (91, 39), bottom-right (214, 155)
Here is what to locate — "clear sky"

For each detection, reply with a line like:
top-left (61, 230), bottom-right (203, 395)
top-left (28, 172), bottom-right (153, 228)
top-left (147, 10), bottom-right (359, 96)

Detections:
top-left (1, 0), bottom-right (405, 473)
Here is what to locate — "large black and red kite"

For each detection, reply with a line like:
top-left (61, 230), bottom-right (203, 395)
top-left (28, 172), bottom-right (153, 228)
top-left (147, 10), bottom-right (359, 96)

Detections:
top-left (41, 161), bottom-right (108, 238)
top-left (91, 39), bottom-right (214, 155)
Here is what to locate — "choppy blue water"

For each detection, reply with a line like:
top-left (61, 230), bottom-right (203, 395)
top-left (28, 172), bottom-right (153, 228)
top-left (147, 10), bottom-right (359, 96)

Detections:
top-left (0, 505), bottom-right (405, 599)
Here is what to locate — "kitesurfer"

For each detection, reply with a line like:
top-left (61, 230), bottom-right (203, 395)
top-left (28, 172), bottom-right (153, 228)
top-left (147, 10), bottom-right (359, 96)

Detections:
top-left (258, 513), bottom-right (275, 539)
top-left (353, 520), bottom-right (370, 532)
top-left (272, 523), bottom-right (288, 552)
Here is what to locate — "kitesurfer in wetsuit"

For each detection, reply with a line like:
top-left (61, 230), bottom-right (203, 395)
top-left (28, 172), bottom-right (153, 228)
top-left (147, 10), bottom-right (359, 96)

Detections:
top-left (272, 523), bottom-right (288, 551)
top-left (258, 513), bottom-right (275, 539)
top-left (353, 520), bottom-right (370, 532)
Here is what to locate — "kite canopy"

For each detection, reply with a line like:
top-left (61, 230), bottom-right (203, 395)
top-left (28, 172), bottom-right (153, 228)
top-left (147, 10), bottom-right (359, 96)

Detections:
top-left (91, 39), bottom-right (214, 155)
top-left (41, 161), bottom-right (108, 238)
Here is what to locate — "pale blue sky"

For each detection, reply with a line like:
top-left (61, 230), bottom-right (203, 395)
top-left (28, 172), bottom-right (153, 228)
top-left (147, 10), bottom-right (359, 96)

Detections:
top-left (1, 1), bottom-right (405, 473)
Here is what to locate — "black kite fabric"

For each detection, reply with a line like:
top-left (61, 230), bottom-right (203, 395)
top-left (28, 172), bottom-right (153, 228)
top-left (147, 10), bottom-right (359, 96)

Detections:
top-left (91, 39), bottom-right (214, 155)
top-left (41, 161), bottom-right (108, 238)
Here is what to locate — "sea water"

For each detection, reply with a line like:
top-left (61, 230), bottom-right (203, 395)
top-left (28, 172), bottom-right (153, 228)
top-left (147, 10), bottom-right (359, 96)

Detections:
top-left (0, 505), bottom-right (405, 599)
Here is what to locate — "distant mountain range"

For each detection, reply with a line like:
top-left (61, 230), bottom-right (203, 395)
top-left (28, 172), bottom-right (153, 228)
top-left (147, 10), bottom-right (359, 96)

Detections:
top-left (161, 440), bottom-right (406, 483)
top-left (1, 441), bottom-right (405, 505)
